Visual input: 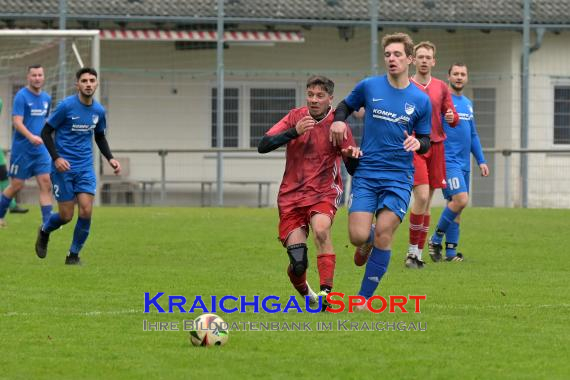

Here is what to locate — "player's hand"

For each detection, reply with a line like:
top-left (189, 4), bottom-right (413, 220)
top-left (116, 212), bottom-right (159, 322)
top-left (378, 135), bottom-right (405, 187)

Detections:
top-left (29, 135), bottom-right (43, 146)
top-left (479, 163), bottom-right (489, 177)
top-left (54, 158), bottom-right (70, 172)
top-left (109, 159), bottom-right (121, 175)
top-left (403, 131), bottom-right (420, 152)
top-left (295, 116), bottom-right (315, 135)
top-left (329, 121), bottom-right (348, 147)
top-left (341, 145), bottom-right (363, 158)
top-left (444, 108), bottom-right (455, 123)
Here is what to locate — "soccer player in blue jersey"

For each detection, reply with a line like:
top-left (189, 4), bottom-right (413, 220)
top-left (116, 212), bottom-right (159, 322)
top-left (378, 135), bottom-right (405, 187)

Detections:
top-left (428, 63), bottom-right (489, 262)
top-left (0, 65), bottom-right (52, 228)
top-left (35, 67), bottom-right (121, 265)
top-left (330, 32), bottom-right (432, 303)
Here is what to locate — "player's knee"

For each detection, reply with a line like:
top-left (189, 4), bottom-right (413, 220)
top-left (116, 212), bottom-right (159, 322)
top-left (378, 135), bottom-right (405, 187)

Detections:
top-left (349, 227), bottom-right (369, 247)
top-left (375, 231), bottom-right (393, 250)
top-left (312, 227), bottom-right (330, 247)
top-left (287, 243), bottom-right (308, 276)
top-left (59, 210), bottom-right (74, 223)
top-left (9, 180), bottom-right (25, 193)
top-left (450, 194), bottom-right (468, 210)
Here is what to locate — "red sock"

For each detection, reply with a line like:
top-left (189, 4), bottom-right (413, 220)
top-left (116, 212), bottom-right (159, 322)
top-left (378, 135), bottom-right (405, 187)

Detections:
top-left (418, 214), bottom-right (431, 250)
top-left (317, 253), bottom-right (336, 290)
top-left (409, 213), bottom-right (424, 245)
top-left (287, 265), bottom-right (308, 295)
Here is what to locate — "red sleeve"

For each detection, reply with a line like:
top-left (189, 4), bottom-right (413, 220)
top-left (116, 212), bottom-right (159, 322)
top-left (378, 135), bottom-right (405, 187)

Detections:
top-left (265, 110), bottom-right (296, 136)
top-left (442, 84), bottom-right (459, 127)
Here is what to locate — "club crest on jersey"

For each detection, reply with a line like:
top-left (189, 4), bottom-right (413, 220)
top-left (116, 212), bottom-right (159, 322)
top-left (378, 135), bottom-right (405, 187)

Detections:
top-left (469, 105), bottom-right (473, 114)
top-left (92, 114), bottom-right (99, 124)
top-left (43, 101), bottom-right (49, 109)
top-left (404, 103), bottom-right (415, 115)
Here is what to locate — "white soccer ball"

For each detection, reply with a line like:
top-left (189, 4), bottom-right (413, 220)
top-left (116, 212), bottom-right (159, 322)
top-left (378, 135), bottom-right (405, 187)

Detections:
top-left (189, 313), bottom-right (229, 347)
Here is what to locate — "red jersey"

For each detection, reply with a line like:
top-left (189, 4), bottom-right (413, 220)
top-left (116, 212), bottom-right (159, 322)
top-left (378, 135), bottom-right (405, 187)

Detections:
top-left (410, 76), bottom-right (459, 143)
top-left (266, 106), bottom-right (355, 213)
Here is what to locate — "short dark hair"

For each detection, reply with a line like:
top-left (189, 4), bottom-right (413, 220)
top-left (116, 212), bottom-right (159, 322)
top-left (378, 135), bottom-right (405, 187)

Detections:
top-left (448, 62), bottom-right (468, 74)
top-left (27, 64), bottom-right (43, 72)
top-left (306, 75), bottom-right (334, 95)
top-left (76, 67), bottom-right (98, 80)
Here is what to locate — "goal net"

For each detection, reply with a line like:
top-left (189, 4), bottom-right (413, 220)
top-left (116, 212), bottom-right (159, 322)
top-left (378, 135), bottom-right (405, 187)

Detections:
top-left (0, 30), bottom-right (100, 124)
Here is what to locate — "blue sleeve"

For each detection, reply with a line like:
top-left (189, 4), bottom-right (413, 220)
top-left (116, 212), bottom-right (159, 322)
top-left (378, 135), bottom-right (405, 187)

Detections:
top-left (414, 97), bottom-right (432, 135)
top-left (95, 109), bottom-right (107, 134)
top-left (12, 92), bottom-right (25, 117)
top-left (344, 79), bottom-right (367, 111)
top-left (47, 100), bottom-right (67, 129)
top-left (470, 118), bottom-right (486, 164)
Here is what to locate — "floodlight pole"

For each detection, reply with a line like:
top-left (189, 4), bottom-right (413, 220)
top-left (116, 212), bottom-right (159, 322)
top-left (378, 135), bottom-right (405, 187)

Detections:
top-left (370, 0), bottom-right (379, 75)
top-left (58, 0), bottom-right (67, 99)
top-left (216, 0), bottom-right (225, 206)
top-left (521, 0), bottom-right (530, 208)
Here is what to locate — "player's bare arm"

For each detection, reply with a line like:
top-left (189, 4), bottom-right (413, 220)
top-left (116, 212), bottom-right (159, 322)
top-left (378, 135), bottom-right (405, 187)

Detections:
top-left (13, 115), bottom-right (43, 146)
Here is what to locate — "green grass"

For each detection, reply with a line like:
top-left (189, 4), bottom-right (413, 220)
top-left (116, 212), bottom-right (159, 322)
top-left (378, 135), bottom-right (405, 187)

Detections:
top-left (1, 207), bottom-right (569, 379)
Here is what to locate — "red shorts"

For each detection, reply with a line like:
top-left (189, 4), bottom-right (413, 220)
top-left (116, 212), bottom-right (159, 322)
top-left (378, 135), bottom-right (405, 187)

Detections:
top-left (278, 202), bottom-right (337, 245)
top-left (413, 141), bottom-right (447, 189)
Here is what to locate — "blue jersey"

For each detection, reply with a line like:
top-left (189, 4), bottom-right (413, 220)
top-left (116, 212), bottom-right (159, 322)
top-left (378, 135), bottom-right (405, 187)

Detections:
top-left (443, 94), bottom-right (486, 172)
top-left (344, 75), bottom-right (432, 183)
top-left (47, 94), bottom-right (107, 172)
top-left (11, 87), bottom-right (51, 154)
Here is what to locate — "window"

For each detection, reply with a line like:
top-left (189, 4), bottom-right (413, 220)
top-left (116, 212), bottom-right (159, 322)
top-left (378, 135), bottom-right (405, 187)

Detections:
top-left (249, 88), bottom-right (296, 147)
top-left (554, 86), bottom-right (570, 145)
top-left (211, 88), bottom-right (239, 148)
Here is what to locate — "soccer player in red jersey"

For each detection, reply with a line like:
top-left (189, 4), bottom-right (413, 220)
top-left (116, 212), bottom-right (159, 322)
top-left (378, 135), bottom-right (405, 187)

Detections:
top-left (406, 41), bottom-right (459, 268)
top-left (258, 75), bottom-right (361, 310)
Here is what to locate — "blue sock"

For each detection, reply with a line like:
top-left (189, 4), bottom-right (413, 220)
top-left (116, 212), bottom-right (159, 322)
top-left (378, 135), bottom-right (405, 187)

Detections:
top-left (0, 194), bottom-right (12, 218)
top-left (358, 247), bottom-right (391, 299)
top-left (431, 207), bottom-right (459, 245)
top-left (40, 205), bottom-right (53, 224)
top-left (43, 213), bottom-right (68, 233)
top-left (70, 217), bottom-right (91, 255)
top-left (445, 221), bottom-right (460, 258)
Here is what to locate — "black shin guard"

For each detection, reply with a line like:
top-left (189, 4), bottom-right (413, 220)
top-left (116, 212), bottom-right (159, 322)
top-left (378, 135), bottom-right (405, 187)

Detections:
top-left (287, 243), bottom-right (308, 276)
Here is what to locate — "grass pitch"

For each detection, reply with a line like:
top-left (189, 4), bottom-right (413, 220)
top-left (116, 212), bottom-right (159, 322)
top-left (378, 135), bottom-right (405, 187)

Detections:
top-left (1, 207), bottom-right (568, 379)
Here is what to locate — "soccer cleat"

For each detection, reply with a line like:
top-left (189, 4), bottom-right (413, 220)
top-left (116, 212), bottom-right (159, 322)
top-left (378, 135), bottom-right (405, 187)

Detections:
top-left (65, 253), bottom-right (81, 265)
top-left (306, 283), bottom-right (319, 309)
top-left (354, 242), bottom-right (373, 266)
top-left (353, 303), bottom-right (368, 312)
top-left (428, 239), bottom-right (443, 262)
top-left (0, 218), bottom-right (6, 228)
top-left (445, 252), bottom-right (464, 262)
top-left (405, 254), bottom-right (425, 269)
top-left (9, 205), bottom-right (29, 214)
top-left (35, 226), bottom-right (50, 258)
top-left (317, 290), bottom-right (331, 312)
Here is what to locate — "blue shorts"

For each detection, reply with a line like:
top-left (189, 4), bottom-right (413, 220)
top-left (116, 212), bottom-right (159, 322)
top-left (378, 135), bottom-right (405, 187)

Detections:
top-left (51, 170), bottom-right (97, 202)
top-left (8, 150), bottom-right (51, 180)
top-left (348, 177), bottom-right (412, 221)
top-left (442, 167), bottom-right (470, 201)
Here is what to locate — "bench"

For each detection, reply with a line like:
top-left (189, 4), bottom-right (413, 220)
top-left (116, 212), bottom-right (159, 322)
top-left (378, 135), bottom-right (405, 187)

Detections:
top-left (139, 179), bottom-right (276, 207)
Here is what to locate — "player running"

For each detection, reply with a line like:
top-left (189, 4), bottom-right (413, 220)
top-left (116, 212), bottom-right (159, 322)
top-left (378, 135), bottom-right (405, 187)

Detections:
top-left (428, 63), bottom-right (489, 262)
top-left (330, 32), bottom-right (432, 304)
top-left (406, 41), bottom-right (459, 268)
top-left (258, 75), bottom-right (361, 310)
top-left (35, 67), bottom-right (121, 265)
